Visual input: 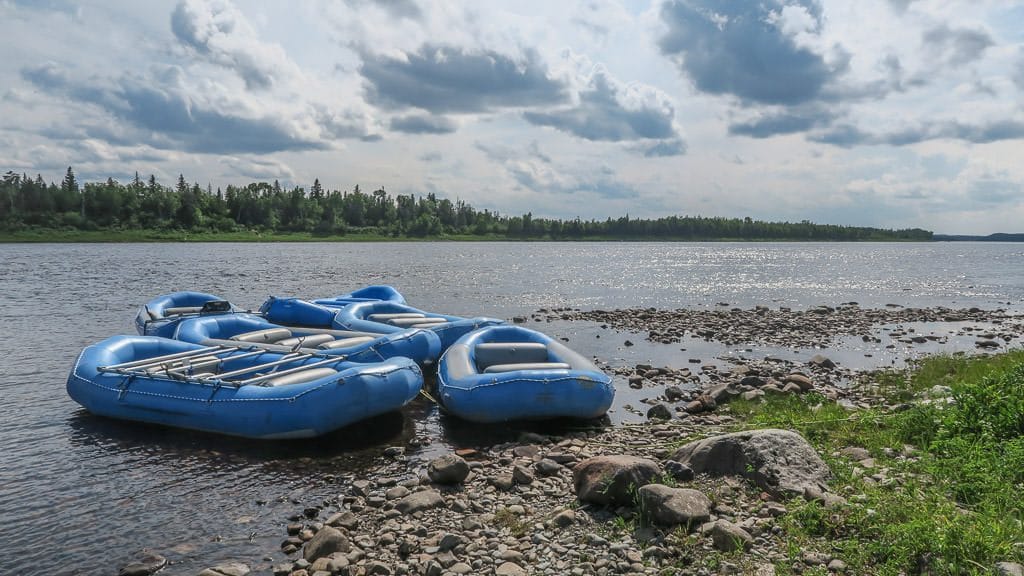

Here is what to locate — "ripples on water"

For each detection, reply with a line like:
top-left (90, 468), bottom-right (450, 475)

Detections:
top-left (0, 241), bottom-right (1022, 575)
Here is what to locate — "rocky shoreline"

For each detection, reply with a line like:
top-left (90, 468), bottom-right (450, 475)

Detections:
top-left (120, 304), bottom-right (1024, 576)
top-left (175, 421), bottom-right (858, 576)
top-left (530, 302), bottom-right (1023, 349)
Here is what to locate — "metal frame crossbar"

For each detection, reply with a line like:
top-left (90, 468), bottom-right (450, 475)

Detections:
top-left (161, 349), bottom-right (267, 375)
top-left (235, 356), bottom-right (349, 386)
top-left (211, 352), bottom-right (314, 380)
top-left (278, 326), bottom-right (380, 338)
top-left (100, 346), bottom-right (225, 372)
top-left (97, 345), bottom-right (340, 387)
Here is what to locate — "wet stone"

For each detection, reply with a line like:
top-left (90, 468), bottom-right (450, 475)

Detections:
top-left (118, 554), bottom-right (167, 576)
top-left (303, 526), bottom-right (350, 562)
top-left (647, 404), bottom-right (672, 421)
top-left (197, 563), bottom-right (250, 576)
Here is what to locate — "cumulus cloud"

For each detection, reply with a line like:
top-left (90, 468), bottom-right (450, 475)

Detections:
top-left (171, 0), bottom-right (303, 91)
top-left (658, 0), bottom-right (838, 106)
top-left (921, 24), bottom-right (994, 66)
top-left (656, 1), bottom-right (1018, 147)
top-left (13, 1), bottom-right (382, 156)
top-left (523, 67), bottom-right (678, 143)
top-left (729, 106), bottom-right (838, 138)
top-left (20, 62), bottom-right (370, 154)
top-left (361, 45), bottom-right (568, 113)
top-left (811, 119), bottom-right (1024, 147)
top-left (389, 114), bottom-right (457, 134)
top-left (632, 138), bottom-right (687, 158)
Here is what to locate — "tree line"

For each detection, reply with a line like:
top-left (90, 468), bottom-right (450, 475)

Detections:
top-left (0, 167), bottom-right (933, 241)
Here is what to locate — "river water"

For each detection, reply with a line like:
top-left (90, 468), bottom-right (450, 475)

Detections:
top-left (1, 241), bottom-right (1022, 575)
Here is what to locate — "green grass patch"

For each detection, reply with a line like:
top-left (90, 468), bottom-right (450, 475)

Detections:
top-left (722, 352), bottom-right (1024, 574)
top-left (492, 508), bottom-right (529, 537)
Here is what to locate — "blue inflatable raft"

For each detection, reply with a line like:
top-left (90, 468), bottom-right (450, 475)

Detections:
top-left (135, 291), bottom-right (238, 338)
top-left (259, 297), bottom-right (347, 328)
top-left (174, 314), bottom-right (442, 365)
top-left (437, 325), bottom-right (614, 423)
top-left (317, 285), bottom-right (406, 306)
top-left (68, 335), bottom-right (423, 439)
top-left (335, 301), bottom-right (504, 350)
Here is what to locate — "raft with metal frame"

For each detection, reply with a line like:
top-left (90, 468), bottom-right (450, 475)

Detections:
top-left (261, 285), bottom-right (409, 325)
top-left (335, 301), bottom-right (505, 350)
top-left (67, 335), bottom-right (423, 439)
top-left (317, 285), bottom-right (406, 306)
top-left (135, 291), bottom-right (238, 338)
top-left (436, 325), bottom-right (614, 423)
top-left (173, 314), bottom-right (442, 365)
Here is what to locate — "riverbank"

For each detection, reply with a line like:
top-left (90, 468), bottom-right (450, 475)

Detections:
top-left (138, 305), bottom-right (1024, 576)
top-left (0, 229), bottom-right (446, 242)
top-left (160, 349), bottom-right (1024, 576)
top-left (0, 229), bottom-right (937, 243)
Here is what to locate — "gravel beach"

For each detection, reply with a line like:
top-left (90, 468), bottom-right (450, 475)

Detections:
top-left (126, 304), bottom-right (1024, 576)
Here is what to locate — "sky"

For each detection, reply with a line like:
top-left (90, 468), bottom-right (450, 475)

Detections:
top-left (1, 0), bottom-right (1022, 234)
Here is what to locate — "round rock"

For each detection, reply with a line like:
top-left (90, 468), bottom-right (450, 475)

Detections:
top-left (303, 526), bottom-right (351, 562)
top-left (573, 455), bottom-right (662, 507)
top-left (637, 484), bottom-right (711, 527)
top-left (427, 454), bottom-right (470, 484)
top-left (671, 428), bottom-right (829, 498)
top-left (118, 554), bottom-right (167, 576)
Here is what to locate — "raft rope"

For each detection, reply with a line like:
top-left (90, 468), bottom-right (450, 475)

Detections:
top-left (117, 374), bottom-right (136, 400)
top-left (417, 387), bottom-right (450, 414)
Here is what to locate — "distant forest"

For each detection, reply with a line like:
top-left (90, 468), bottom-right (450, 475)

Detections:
top-left (1, 167), bottom-right (933, 241)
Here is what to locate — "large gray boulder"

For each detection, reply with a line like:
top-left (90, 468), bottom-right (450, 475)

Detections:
top-left (303, 526), bottom-right (351, 562)
top-left (671, 429), bottom-right (829, 498)
top-left (710, 520), bottom-right (753, 552)
top-left (572, 455), bottom-right (662, 507)
top-left (637, 484), bottom-right (711, 527)
top-left (395, 489), bottom-right (446, 514)
top-left (427, 454), bottom-right (470, 484)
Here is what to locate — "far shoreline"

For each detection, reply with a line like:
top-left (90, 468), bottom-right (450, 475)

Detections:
top-left (0, 229), bottom-right (968, 243)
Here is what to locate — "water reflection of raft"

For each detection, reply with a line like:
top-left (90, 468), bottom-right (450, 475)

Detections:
top-left (67, 335), bottom-right (423, 439)
top-left (173, 314), bottom-right (442, 365)
top-left (335, 301), bottom-right (504, 349)
top-left (437, 325), bottom-right (614, 423)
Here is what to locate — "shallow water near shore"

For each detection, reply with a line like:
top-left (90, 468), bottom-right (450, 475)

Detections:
top-left (1, 241), bottom-right (1023, 575)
